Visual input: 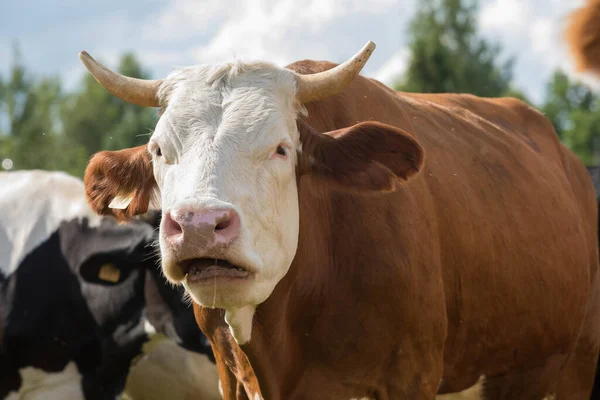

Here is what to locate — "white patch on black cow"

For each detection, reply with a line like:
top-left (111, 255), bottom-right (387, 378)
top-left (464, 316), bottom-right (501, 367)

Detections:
top-left (5, 361), bottom-right (84, 400)
top-left (0, 170), bottom-right (102, 277)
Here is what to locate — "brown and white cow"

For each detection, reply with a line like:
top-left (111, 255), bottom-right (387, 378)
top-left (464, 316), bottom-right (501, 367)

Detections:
top-left (77, 42), bottom-right (600, 399)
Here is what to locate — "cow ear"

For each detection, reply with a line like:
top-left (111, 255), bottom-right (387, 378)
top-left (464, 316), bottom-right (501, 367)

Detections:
top-left (84, 145), bottom-right (158, 222)
top-left (297, 121), bottom-right (424, 192)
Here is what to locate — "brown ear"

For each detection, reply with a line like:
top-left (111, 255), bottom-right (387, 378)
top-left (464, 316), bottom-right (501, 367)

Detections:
top-left (565, 0), bottom-right (600, 75)
top-left (297, 121), bottom-right (424, 192)
top-left (84, 145), bottom-right (157, 222)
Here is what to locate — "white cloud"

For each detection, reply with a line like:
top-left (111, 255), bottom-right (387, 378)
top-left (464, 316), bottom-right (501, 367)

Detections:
top-left (186, 0), bottom-right (402, 66)
top-left (372, 48), bottom-right (409, 86)
top-left (138, 50), bottom-right (191, 71)
top-left (479, 0), bottom-right (532, 35)
top-left (5, 0), bottom-right (600, 106)
top-left (40, 0), bottom-right (410, 87)
top-left (477, 0), bottom-right (593, 103)
top-left (62, 64), bottom-right (85, 93)
top-left (530, 18), bottom-right (554, 55)
top-left (142, 0), bottom-right (229, 42)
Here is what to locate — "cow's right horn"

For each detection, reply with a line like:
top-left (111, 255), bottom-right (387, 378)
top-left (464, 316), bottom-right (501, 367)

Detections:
top-left (294, 41), bottom-right (376, 104)
top-left (79, 51), bottom-right (163, 107)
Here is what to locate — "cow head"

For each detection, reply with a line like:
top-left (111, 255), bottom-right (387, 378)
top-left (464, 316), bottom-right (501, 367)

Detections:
top-left (80, 42), bottom-right (425, 343)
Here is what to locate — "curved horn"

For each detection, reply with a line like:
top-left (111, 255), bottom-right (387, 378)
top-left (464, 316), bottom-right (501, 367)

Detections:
top-left (294, 41), bottom-right (376, 104)
top-left (78, 51), bottom-right (162, 107)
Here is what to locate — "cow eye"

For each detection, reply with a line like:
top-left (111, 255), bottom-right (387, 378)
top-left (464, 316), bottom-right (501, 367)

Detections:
top-left (276, 145), bottom-right (287, 157)
top-left (149, 141), bottom-right (162, 157)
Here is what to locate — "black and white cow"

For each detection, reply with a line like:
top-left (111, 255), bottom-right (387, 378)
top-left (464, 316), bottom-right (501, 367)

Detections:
top-left (0, 170), bottom-right (214, 399)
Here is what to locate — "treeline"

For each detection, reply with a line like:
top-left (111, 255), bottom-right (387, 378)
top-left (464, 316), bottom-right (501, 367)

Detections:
top-left (1, 0), bottom-right (599, 177)
top-left (0, 48), bottom-right (157, 177)
top-left (395, 0), bottom-right (600, 165)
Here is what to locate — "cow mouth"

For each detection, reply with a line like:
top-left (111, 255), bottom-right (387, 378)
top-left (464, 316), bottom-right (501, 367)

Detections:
top-left (181, 258), bottom-right (250, 283)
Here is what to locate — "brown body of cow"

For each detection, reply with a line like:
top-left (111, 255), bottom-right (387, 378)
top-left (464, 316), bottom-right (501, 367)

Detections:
top-left (84, 60), bottom-right (600, 399)
top-left (189, 61), bottom-right (600, 399)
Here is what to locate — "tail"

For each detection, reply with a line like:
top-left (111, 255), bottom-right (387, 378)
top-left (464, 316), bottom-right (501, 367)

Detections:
top-left (565, 0), bottom-right (600, 76)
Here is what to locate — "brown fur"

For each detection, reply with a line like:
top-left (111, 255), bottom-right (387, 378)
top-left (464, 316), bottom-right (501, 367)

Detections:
top-left (84, 145), bottom-right (156, 222)
top-left (297, 120), bottom-right (424, 192)
top-left (565, 0), bottom-right (600, 74)
top-left (84, 60), bottom-right (600, 399)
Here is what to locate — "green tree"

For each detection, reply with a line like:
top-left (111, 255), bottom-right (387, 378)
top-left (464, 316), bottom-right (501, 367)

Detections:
top-left (0, 44), bottom-right (63, 172)
top-left (542, 70), bottom-right (600, 165)
top-left (0, 46), bottom-right (157, 177)
top-left (396, 0), bottom-right (525, 100)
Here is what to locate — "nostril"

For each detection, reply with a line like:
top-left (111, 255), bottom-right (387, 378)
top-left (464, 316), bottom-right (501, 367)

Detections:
top-left (215, 218), bottom-right (231, 231)
top-left (163, 211), bottom-right (184, 238)
top-left (214, 210), bottom-right (239, 235)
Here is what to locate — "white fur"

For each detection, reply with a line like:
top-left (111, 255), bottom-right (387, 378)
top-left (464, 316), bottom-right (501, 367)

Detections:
top-left (0, 170), bottom-right (102, 276)
top-left (144, 317), bottom-right (158, 336)
top-left (436, 375), bottom-right (485, 400)
top-left (5, 361), bottom-right (85, 400)
top-left (224, 305), bottom-right (255, 344)
top-left (152, 62), bottom-right (303, 332)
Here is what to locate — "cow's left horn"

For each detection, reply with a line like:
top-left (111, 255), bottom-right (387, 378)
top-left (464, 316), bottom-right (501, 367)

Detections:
top-left (78, 51), bottom-right (163, 107)
top-left (294, 41), bottom-right (376, 104)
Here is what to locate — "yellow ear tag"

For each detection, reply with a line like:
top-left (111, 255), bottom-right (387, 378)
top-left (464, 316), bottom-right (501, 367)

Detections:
top-left (99, 263), bottom-right (121, 283)
top-left (108, 193), bottom-right (134, 210)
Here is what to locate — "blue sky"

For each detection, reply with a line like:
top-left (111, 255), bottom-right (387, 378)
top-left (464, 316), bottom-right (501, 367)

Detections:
top-left (0, 0), bottom-right (593, 105)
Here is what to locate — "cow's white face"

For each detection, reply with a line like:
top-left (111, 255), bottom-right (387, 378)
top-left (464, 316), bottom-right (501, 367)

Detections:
top-left (149, 63), bottom-right (302, 324)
